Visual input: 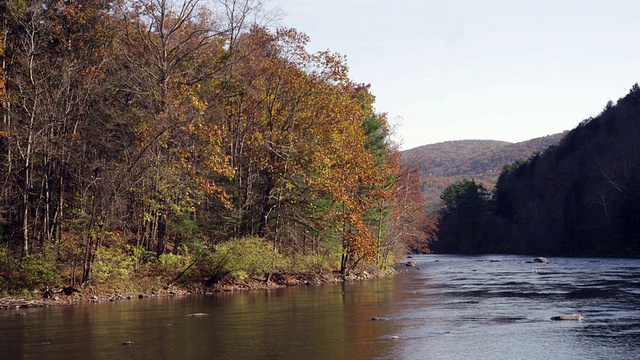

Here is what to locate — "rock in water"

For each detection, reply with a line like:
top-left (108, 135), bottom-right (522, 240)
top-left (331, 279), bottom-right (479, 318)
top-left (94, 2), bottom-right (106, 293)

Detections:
top-left (185, 312), bottom-right (210, 317)
top-left (406, 261), bottom-right (420, 270)
top-left (551, 314), bottom-right (584, 321)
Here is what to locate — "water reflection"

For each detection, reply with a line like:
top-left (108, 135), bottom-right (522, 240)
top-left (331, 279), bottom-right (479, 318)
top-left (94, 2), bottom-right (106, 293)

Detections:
top-left (3, 255), bottom-right (640, 359)
top-left (1, 277), bottom-right (406, 360)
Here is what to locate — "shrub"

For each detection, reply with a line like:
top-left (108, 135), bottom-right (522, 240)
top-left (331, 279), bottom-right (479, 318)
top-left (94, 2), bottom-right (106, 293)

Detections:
top-left (287, 254), bottom-right (333, 274)
top-left (92, 245), bottom-right (136, 288)
top-left (155, 252), bottom-right (190, 277)
top-left (17, 255), bottom-right (60, 290)
top-left (214, 236), bottom-right (287, 280)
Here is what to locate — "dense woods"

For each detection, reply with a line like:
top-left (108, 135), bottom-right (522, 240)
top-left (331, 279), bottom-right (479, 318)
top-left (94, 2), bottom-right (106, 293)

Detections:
top-left (0, 0), bottom-right (427, 294)
top-left (433, 85), bottom-right (640, 256)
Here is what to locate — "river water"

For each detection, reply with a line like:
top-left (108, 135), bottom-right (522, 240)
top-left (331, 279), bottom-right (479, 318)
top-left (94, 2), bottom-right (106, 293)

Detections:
top-left (2, 254), bottom-right (640, 359)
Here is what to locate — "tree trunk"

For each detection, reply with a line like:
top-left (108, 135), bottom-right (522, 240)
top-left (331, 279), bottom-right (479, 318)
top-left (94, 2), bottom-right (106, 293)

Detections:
top-left (157, 213), bottom-right (167, 256)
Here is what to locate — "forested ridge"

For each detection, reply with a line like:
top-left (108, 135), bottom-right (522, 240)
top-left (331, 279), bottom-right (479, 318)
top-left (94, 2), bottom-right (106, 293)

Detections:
top-left (440, 133), bottom-right (566, 179)
top-left (401, 135), bottom-right (564, 211)
top-left (0, 0), bottom-right (427, 295)
top-left (403, 140), bottom-right (510, 178)
top-left (433, 85), bottom-right (640, 256)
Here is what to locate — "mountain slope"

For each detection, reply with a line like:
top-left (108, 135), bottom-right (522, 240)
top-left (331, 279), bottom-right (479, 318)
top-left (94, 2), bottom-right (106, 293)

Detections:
top-left (440, 133), bottom-right (567, 179)
top-left (433, 84), bottom-right (640, 256)
top-left (402, 134), bottom-right (566, 210)
top-left (402, 140), bottom-right (510, 177)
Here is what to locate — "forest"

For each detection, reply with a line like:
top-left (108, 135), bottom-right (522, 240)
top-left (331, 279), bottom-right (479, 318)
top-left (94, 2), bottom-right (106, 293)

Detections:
top-left (0, 0), bottom-right (428, 295)
top-left (401, 135), bottom-right (563, 211)
top-left (432, 85), bottom-right (640, 256)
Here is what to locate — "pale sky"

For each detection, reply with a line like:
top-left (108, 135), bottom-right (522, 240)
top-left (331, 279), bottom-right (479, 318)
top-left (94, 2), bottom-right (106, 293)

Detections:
top-left (274, 0), bottom-right (640, 150)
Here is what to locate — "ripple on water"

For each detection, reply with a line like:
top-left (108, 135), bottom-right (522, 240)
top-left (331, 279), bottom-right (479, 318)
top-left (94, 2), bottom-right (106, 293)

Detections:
top-left (389, 255), bottom-right (640, 360)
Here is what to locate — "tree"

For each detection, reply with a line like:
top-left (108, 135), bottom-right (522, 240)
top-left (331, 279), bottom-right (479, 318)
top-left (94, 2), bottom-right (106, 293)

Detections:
top-left (113, 0), bottom-right (238, 256)
top-left (433, 179), bottom-right (491, 253)
top-left (1, 0), bottom-right (115, 258)
top-left (0, 1), bottom-right (405, 291)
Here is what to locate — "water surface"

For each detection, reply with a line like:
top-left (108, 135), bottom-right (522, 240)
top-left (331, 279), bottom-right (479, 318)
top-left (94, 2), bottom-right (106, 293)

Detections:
top-left (2, 255), bottom-right (640, 359)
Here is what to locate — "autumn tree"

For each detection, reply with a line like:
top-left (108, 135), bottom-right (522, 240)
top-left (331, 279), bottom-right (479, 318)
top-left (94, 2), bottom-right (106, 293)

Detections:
top-left (211, 27), bottom-right (400, 275)
top-left (0, 1), bottom-right (405, 291)
top-left (1, 0), bottom-right (115, 260)
top-left (385, 164), bottom-right (430, 257)
top-left (111, 0), bottom-right (244, 257)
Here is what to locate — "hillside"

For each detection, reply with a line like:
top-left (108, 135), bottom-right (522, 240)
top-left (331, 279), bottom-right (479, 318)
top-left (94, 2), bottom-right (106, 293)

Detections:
top-left (440, 133), bottom-right (567, 179)
top-left (433, 84), bottom-right (640, 256)
top-left (402, 140), bottom-right (510, 176)
top-left (402, 134), bottom-right (566, 210)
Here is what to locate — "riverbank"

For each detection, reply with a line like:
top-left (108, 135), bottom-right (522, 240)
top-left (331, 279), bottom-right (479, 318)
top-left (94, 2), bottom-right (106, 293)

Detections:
top-left (0, 268), bottom-right (398, 310)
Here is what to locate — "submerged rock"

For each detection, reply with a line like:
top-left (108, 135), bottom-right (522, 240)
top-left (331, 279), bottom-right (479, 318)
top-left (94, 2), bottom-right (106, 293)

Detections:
top-left (370, 317), bottom-right (389, 321)
top-left (551, 314), bottom-right (584, 321)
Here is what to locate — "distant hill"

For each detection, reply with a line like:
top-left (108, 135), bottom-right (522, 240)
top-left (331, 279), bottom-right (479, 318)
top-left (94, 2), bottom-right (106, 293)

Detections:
top-left (432, 84), bottom-right (640, 256)
top-left (402, 140), bottom-right (510, 177)
top-left (402, 134), bottom-right (566, 211)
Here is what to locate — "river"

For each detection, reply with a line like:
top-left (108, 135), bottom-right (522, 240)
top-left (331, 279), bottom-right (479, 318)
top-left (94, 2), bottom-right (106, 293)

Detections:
top-left (2, 254), bottom-right (640, 359)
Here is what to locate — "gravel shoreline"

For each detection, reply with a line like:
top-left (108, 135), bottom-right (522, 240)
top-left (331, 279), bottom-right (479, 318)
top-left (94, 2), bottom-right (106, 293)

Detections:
top-left (1, 269), bottom-right (395, 311)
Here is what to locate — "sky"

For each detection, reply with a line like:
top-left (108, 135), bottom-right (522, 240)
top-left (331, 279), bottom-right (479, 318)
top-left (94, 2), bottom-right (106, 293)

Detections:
top-left (274, 0), bottom-right (640, 150)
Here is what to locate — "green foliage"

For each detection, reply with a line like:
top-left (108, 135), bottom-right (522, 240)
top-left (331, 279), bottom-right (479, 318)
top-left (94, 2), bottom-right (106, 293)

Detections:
top-left (440, 179), bottom-right (491, 212)
top-left (214, 237), bottom-right (287, 280)
top-left (134, 246), bottom-right (157, 265)
top-left (434, 179), bottom-right (492, 253)
top-left (358, 84), bottom-right (390, 167)
top-left (168, 212), bottom-right (203, 249)
top-left (92, 246), bottom-right (136, 287)
top-left (288, 253), bottom-right (333, 274)
top-left (138, 249), bottom-right (192, 282)
top-left (12, 255), bottom-right (60, 290)
top-left (159, 252), bottom-right (188, 270)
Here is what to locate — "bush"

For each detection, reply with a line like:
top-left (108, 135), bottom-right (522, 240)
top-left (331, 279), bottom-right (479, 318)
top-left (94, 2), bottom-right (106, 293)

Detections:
top-left (139, 252), bottom-right (190, 282)
top-left (287, 254), bottom-right (333, 274)
top-left (213, 236), bottom-right (286, 280)
top-left (157, 253), bottom-right (190, 276)
top-left (16, 255), bottom-right (60, 290)
top-left (92, 246), bottom-right (136, 288)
